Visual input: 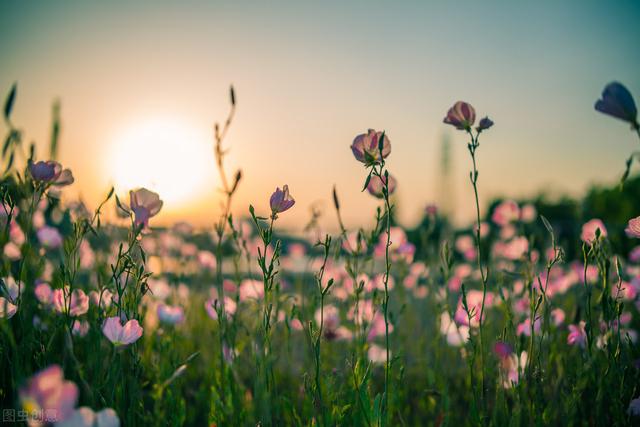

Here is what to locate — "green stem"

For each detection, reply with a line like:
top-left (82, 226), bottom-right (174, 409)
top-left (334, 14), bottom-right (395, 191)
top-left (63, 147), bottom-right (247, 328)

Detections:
top-left (467, 131), bottom-right (489, 415)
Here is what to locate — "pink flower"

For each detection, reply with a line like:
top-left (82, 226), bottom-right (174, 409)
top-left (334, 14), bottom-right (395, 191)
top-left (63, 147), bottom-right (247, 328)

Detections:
top-left (443, 101), bottom-right (476, 131)
top-left (34, 282), bottom-right (53, 305)
top-left (595, 82), bottom-right (638, 128)
top-left (239, 279), bottom-right (264, 301)
top-left (493, 341), bottom-right (513, 360)
top-left (581, 219), bottom-right (607, 244)
top-left (440, 311), bottom-right (469, 346)
top-left (492, 200), bottom-right (520, 226)
top-left (4, 242), bottom-right (21, 260)
top-left (342, 231), bottom-right (367, 255)
top-left (197, 250), bottom-right (217, 270)
top-left (89, 289), bottom-right (113, 309)
top-left (52, 288), bottom-right (89, 316)
top-left (498, 351), bottom-right (527, 388)
top-left (516, 318), bottom-right (541, 337)
top-left (0, 297), bottom-right (17, 318)
top-left (9, 221), bottom-right (25, 245)
top-left (366, 173), bottom-right (397, 198)
top-left (270, 185), bottom-right (295, 216)
top-left (205, 297), bottom-right (237, 320)
top-left (19, 365), bottom-right (78, 423)
top-left (72, 320), bottom-right (90, 337)
top-left (28, 161), bottom-right (75, 187)
top-left (367, 344), bottom-right (389, 364)
top-left (630, 246), bottom-right (640, 263)
top-left (350, 129), bottom-right (391, 165)
top-left (495, 236), bottom-right (529, 260)
top-left (520, 204), bottom-right (537, 223)
top-left (315, 304), bottom-right (344, 340)
top-left (157, 304), bottom-right (185, 325)
top-left (367, 313), bottom-right (393, 341)
top-left (129, 188), bottom-right (163, 228)
top-left (567, 321), bottom-right (587, 348)
top-left (102, 317), bottom-right (143, 347)
top-left (37, 226), bottom-right (63, 249)
top-left (287, 243), bottom-right (306, 258)
top-left (625, 216), bottom-right (640, 238)
top-left (551, 308), bottom-right (565, 326)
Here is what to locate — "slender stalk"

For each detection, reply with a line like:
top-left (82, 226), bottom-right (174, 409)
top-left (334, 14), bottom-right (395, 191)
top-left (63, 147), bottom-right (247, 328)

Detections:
top-left (466, 130), bottom-right (489, 409)
top-left (372, 164), bottom-right (392, 426)
top-left (312, 235), bottom-right (332, 427)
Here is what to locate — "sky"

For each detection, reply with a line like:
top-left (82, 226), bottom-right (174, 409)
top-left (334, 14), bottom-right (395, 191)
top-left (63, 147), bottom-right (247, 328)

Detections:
top-left (1, 0), bottom-right (639, 233)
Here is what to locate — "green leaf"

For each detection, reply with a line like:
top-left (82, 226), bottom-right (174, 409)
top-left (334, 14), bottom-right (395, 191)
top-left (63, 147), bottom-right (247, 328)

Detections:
top-left (115, 194), bottom-right (130, 215)
top-left (4, 83), bottom-right (16, 121)
top-left (229, 85), bottom-right (236, 106)
top-left (362, 171), bottom-right (372, 192)
top-left (50, 100), bottom-right (61, 159)
top-left (540, 215), bottom-right (553, 235)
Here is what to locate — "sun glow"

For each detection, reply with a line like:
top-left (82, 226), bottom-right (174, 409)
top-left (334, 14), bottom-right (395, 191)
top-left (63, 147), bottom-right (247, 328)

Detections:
top-left (108, 118), bottom-right (216, 207)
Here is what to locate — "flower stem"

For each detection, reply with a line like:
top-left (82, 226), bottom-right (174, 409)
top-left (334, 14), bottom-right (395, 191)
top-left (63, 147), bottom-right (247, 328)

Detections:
top-left (466, 131), bottom-right (489, 413)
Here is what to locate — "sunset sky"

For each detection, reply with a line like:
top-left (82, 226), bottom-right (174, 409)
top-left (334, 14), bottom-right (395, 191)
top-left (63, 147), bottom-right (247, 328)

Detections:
top-left (1, 1), bottom-right (639, 233)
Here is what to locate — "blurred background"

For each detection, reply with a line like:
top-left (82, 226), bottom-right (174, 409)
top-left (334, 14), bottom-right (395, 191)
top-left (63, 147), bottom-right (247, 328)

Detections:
top-left (1, 0), bottom-right (639, 233)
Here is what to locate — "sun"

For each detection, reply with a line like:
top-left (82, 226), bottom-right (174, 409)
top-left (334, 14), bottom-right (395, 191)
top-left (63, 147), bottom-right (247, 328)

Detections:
top-left (108, 117), bottom-right (216, 207)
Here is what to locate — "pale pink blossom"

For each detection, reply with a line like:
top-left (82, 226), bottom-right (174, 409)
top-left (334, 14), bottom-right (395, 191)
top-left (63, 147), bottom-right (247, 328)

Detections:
top-left (520, 204), bottom-right (537, 223)
top-left (630, 246), bottom-right (640, 263)
top-left (102, 317), bottom-right (143, 347)
top-left (440, 311), bottom-right (469, 346)
top-left (625, 216), bottom-right (640, 238)
top-left (492, 200), bottom-right (520, 227)
top-left (443, 101), bottom-right (476, 131)
top-left (9, 221), bottom-right (25, 245)
top-left (499, 351), bottom-right (527, 388)
top-left (197, 251), bottom-right (217, 270)
top-left (516, 318), bottom-right (541, 337)
top-left (551, 308), bottom-right (565, 326)
top-left (4, 242), bottom-right (21, 260)
top-left (581, 219), bottom-right (607, 244)
top-left (89, 289), bottom-right (113, 309)
top-left (37, 226), bottom-right (63, 249)
top-left (205, 296), bottom-right (237, 320)
top-left (493, 341), bottom-right (513, 360)
top-left (270, 185), bottom-right (295, 217)
top-left (342, 231), bottom-right (367, 255)
top-left (367, 344), bottom-right (389, 364)
top-left (0, 297), bottom-right (17, 318)
top-left (315, 304), bottom-right (343, 340)
top-left (367, 313), bottom-right (393, 340)
top-left (28, 160), bottom-right (74, 187)
top-left (72, 320), bottom-right (90, 337)
top-left (19, 365), bottom-right (78, 424)
top-left (239, 279), bottom-right (264, 301)
top-left (567, 321), bottom-right (587, 348)
top-left (494, 236), bottom-right (529, 260)
top-left (157, 304), bottom-right (185, 325)
top-left (146, 278), bottom-right (171, 300)
top-left (79, 240), bottom-right (95, 269)
top-left (34, 282), bottom-right (53, 306)
top-left (129, 188), bottom-right (163, 228)
top-left (52, 288), bottom-right (89, 316)
top-left (351, 129), bottom-right (391, 164)
top-left (366, 173), bottom-right (397, 198)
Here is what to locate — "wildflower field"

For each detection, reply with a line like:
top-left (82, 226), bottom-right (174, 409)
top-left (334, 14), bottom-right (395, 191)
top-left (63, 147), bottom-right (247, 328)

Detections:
top-left (1, 80), bottom-right (640, 427)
